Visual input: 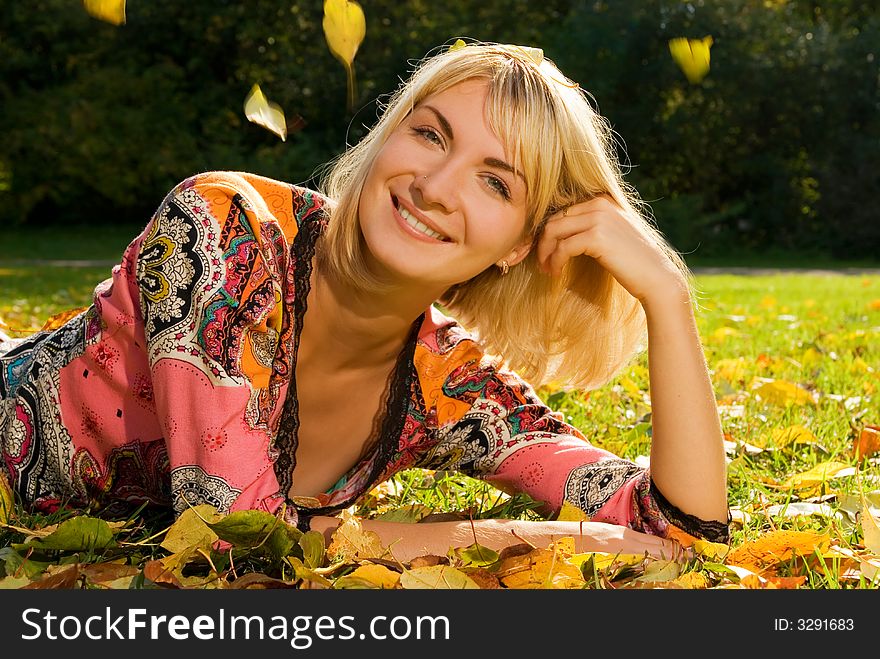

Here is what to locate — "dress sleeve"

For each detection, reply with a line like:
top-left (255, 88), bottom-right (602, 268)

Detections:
top-left (417, 348), bottom-right (730, 545)
top-left (135, 171), bottom-right (293, 517)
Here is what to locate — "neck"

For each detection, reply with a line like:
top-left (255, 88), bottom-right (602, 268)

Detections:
top-left (299, 261), bottom-right (444, 372)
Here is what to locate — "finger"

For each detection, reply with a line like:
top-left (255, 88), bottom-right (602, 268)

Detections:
top-left (547, 232), bottom-right (599, 276)
top-left (536, 214), bottom-right (595, 265)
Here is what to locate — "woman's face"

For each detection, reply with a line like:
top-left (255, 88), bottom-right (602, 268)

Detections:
top-left (358, 78), bottom-right (531, 289)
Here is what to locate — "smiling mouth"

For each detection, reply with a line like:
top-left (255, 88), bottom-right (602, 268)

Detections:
top-left (393, 196), bottom-right (452, 242)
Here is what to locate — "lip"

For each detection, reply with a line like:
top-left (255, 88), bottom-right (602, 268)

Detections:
top-left (391, 194), bottom-right (454, 243)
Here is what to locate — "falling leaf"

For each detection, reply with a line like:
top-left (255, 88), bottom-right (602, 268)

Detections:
top-left (854, 425), bottom-right (880, 461)
top-left (400, 564), bottom-right (480, 589)
top-left (727, 530), bottom-right (830, 575)
top-left (754, 379), bottom-right (816, 406)
top-left (326, 510), bottom-right (386, 562)
top-left (83, 0), bottom-right (125, 25)
top-left (669, 36), bottom-right (713, 84)
top-left (322, 0), bottom-right (366, 110)
top-left (244, 84), bottom-right (287, 141)
top-left (0, 470), bottom-right (13, 525)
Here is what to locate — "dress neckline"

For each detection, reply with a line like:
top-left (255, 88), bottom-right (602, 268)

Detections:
top-left (273, 212), bottom-right (423, 526)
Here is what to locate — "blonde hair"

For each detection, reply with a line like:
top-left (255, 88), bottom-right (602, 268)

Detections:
top-left (317, 41), bottom-right (692, 390)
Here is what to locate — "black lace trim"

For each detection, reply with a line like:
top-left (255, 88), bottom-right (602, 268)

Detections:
top-left (273, 213), bottom-right (422, 531)
top-left (650, 478), bottom-right (731, 544)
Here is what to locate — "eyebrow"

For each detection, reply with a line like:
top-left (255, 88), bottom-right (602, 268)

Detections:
top-left (421, 105), bottom-right (525, 182)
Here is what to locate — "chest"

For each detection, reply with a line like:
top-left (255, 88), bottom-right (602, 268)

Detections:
top-left (288, 363), bottom-right (390, 498)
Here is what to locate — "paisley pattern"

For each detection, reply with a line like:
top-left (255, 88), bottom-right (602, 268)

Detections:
top-left (0, 170), bottom-right (729, 545)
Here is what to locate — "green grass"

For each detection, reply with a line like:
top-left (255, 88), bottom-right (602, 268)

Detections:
top-left (1, 255), bottom-right (879, 588)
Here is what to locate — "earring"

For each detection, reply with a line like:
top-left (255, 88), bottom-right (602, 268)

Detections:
top-left (499, 260), bottom-right (510, 276)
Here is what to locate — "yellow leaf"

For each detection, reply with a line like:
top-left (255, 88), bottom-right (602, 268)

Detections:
top-left (570, 552), bottom-right (646, 571)
top-left (322, 0), bottom-right (365, 66)
top-left (710, 326), bottom-right (740, 343)
top-left (759, 295), bottom-right (777, 309)
top-left (854, 425), bottom-right (880, 461)
top-left (347, 564), bottom-right (400, 589)
top-left (780, 461), bottom-right (851, 492)
top-left (557, 501), bottom-right (590, 522)
top-left (400, 565), bottom-right (480, 589)
top-left (0, 469), bottom-right (13, 525)
top-left (693, 539), bottom-right (730, 561)
top-left (498, 548), bottom-right (585, 589)
top-left (322, 0), bottom-right (365, 108)
top-left (669, 571), bottom-right (710, 589)
top-left (754, 379), bottom-right (815, 406)
top-left (755, 424), bottom-right (817, 449)
top-left (668, 36), bottom-right (713, 84)
top-left (83, 0), bottom-right (125, 25)
top-left (243, 84), bottom-right (287, 141)
top-left (326, 510), bottom-right (386, 562)
top-left (449, 38), bottom-right (467, 52)
top-left (713, 357), bottom-right (748, 382)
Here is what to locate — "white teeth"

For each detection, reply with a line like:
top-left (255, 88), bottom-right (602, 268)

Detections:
top-left (398, 205), bottom-right (446, 241)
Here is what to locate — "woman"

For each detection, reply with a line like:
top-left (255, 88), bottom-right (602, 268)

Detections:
top-left (0, 42), bottom-right (728, 562)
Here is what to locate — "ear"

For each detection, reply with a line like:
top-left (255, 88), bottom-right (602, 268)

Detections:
top-left (496, 239), bottom-right (533, 269)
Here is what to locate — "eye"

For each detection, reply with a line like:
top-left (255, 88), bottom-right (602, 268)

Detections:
top-left (485, 175), bottom-right (511, 200)
top-left (410, 127), bottom-right (444, 147)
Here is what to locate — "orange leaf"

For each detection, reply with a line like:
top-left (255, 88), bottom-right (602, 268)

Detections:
top-left (854, 425), bottom-right (880, 461)
top-left (727, 530), bottom-right (830, 576)
top-left (41, 307), bottom-right (88, 332)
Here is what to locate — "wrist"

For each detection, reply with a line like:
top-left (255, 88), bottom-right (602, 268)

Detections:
top-left (640, 276), bottom-right (692, 316)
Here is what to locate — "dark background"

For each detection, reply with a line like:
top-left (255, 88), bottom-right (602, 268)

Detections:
top-left (1, 0), bottom-right (877, 260)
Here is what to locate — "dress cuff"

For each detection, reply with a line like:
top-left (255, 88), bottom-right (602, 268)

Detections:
top-left (649, 478), bottom-right (731, 544)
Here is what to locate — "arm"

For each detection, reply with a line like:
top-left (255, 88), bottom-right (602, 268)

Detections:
top-left (307, 515), bottom-right (681, 563)
top-left (642, 284), bottom-right (728, 522)
top-left (536, 195), bottom-right (728, 526)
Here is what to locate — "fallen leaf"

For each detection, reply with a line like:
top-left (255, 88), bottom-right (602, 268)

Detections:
top-left (326, 509), bottom-right (386, 562)
top-left (372, 504), bottom-right (432, 524)
top-left (346, 564), bottom-right (400, 589)
top-left (860, 489), bottom-right (880, 554)
top-left (0, 469), bottom-right (12, 525)
top-left (669, 571), bottom-right (710, 589)
top-left (82, 0), bottom-right (125, 25)
top-left (557, 500), bottom-right (590, 522)
top-left (757, 424), bottom-right (817, 449)
top-left (244, 84), bottom-right (287, 141)
top-left (497, 547), bottom-right (585, 589)
top-left (400, 565), bottom-right (480, 589)
top-left (635, 559), bottom-right (680, 583)
top-left (727, 530), bottom-right (830, 575)
top-left (765, 502), bottom-right (841, 520)
top-left (451, 542), bottom-right (499, 568)
top-left (693, 539), bottom-right (730, 561)
top-left (160, 504), bottom-right (221, 554)
top-left (854, 426), bottom-right (880, 461)
top-left (779, 461), bottom-right (851, 493)
top-left (21, 564), bottom-right (80, 589)
top-left (754, 379), bottom-right (816, 406)
top-left (26, 516), bottom-right (116, 551)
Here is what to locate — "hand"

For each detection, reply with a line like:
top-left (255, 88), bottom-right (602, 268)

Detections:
top-left (535, 195), bottom-right (688, 307)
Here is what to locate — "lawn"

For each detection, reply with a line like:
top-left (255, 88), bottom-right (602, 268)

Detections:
top-left (1, 244), bottom-right (879, 589)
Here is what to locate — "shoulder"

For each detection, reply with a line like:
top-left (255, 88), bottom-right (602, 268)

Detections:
top-left (165, 171), bottom-right (329, 241)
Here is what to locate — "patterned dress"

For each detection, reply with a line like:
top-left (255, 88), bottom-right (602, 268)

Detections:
top-left (0, 171), bottom-right (728, 544)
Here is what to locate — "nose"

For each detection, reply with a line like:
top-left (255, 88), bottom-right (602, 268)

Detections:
top-left (412, 163), bottom-right (460, 213)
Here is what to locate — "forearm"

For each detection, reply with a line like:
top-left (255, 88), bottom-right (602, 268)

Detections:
top-left (308, 516), bottom-right (681, 563)
top-left (642, 284), bottom-right (728, 522)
